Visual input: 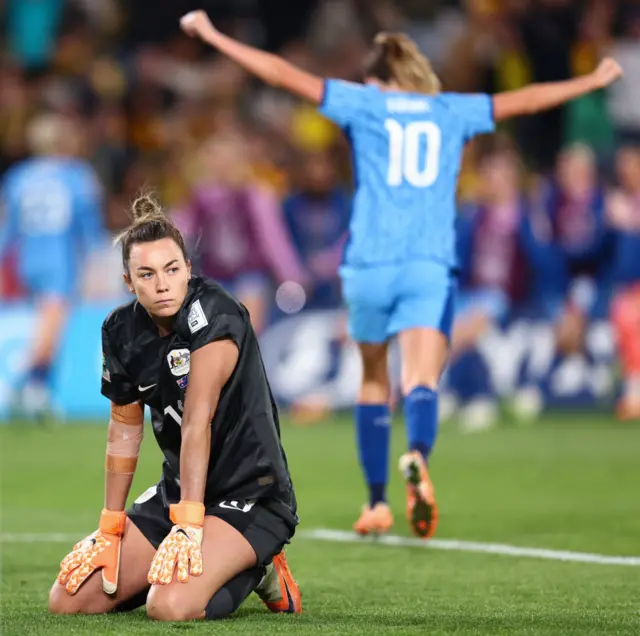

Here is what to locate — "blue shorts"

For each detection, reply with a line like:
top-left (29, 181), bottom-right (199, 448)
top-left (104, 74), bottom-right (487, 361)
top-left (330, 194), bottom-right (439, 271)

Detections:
top-left (340, 261), bottom-right (457, 344)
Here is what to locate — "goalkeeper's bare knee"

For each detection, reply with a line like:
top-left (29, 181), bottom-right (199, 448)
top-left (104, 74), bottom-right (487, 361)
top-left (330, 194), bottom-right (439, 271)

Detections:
top-left (48, 579), bottom-right (116, 615)
top-left (147, 587), bottom-right (206, 622)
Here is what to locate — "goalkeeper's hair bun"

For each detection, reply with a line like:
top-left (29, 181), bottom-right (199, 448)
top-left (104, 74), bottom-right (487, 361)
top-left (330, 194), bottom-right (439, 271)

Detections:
top-left (115, 192), bottom-right (188, 274)
top-left (131, 194), bottom-right (164, 222)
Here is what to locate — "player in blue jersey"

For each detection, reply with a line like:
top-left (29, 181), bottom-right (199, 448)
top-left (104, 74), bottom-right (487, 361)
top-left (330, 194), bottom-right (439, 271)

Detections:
top-left (180, 10), bottom-right (623, 538)
top-left (0, 113), bottom-right (105, 419)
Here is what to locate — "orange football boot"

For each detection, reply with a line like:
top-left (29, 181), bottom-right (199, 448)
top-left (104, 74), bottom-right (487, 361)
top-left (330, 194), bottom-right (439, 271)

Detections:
top-left (255, 551), bottom-right (302, 614)
top-left (399, 451), bottom-right (438, 538)
top-left (353, 502), bottom-right (394, 536)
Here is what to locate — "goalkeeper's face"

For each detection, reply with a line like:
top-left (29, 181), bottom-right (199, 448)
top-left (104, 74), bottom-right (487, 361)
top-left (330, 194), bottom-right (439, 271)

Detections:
top-left (125, 238), bottom-right (192, 320)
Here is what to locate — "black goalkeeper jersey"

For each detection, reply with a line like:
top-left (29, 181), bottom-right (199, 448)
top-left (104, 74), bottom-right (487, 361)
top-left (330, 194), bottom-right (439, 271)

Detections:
top-left (100, 276), bottom-right (296, 520)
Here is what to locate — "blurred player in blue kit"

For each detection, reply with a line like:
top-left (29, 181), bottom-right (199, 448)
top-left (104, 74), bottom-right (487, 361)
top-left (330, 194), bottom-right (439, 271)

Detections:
top-left (0, 113), bottom-right (105, 419)
top-left (180, 9), bottom-right (623, 538)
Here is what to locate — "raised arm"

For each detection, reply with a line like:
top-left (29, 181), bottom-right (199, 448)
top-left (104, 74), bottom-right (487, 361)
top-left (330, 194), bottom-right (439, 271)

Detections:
top-left (493, 58), bottom-right (623, 121)
top-left (180, 10), bottom-right (324, 104)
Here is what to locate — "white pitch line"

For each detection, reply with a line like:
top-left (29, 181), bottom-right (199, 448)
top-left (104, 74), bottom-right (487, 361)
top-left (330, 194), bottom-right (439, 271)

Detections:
top-left (297, 529), bottom-right (640, 567)
top-left (2, 530), bottom-right (639, 567)
top-left (0, 533), bottom-right (79, 543)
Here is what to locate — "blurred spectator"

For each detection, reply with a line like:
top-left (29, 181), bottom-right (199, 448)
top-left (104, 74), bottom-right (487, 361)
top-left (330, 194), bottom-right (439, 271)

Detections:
top-left (173, 131), bottom-right (309, 333)
top-left (0, 64), bottom-right (34, 171)
top-left (517, 0), bottom-right (583, 171)
top-left (245, 130), bottom-right (291, 196)
top-left (454, 138), bottom-right (530, 357)
top-left (609, 2), bottom-right (640, 146)
top-left (446, 137), bottom-right (531, 430)
top-left (283, 149), bottom-right (350, 310)
top-left (5, 0), bottom-right (65, 71)
top-left (522, 143), bottom-right (614, 354)
top-left (564, 0), bottom-right (615, 157)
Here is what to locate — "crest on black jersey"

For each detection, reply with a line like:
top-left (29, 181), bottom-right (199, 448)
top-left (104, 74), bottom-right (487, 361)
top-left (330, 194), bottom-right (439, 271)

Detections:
top-left (167, 349), bottom-right (190, 376)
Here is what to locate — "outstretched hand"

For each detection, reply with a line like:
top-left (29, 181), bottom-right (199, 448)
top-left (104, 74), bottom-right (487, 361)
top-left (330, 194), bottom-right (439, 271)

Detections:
top-left (592, 58), bottom-right (623, 89)
top-left (180, 10), bottom-right (217, 42)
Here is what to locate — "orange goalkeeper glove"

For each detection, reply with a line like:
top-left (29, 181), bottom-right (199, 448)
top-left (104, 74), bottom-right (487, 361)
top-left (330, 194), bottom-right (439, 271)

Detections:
top-left (147, 501), bottom-right (204, 585)
top-left (58, 509), bottom-right (126, 595)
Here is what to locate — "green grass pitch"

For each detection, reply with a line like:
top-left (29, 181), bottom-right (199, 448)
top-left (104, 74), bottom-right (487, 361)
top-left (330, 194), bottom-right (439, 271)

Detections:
top-left (1, 413), bottom-right (639, 635)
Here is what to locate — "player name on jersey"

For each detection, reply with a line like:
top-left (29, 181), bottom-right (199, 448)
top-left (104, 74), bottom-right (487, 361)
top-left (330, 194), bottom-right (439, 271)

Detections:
top-left (386, 97), bottom-right (430, 113)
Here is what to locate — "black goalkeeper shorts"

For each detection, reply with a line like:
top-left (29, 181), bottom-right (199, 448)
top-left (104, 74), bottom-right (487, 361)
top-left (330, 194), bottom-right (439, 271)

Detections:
top-left (127, 482), bottom-right (296, 567)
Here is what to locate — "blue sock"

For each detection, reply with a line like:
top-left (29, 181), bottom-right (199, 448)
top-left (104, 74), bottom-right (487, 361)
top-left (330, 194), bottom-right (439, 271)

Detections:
top-left (28, 363), bottom-right (50, 384)
top-left (404, 386), bottom-right (438, 461)
top-left (355, 404), bottom-right (391, 508)
top-left (17, 363), bottom-right (50, 393)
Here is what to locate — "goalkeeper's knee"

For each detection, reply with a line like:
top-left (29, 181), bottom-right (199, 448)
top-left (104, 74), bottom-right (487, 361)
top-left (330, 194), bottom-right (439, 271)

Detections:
top-left (48, 579), bottom-right (115, 615)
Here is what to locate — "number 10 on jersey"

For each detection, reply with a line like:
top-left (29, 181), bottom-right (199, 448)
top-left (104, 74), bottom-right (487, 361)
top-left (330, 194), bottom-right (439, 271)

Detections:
top-left (385, 119), bottom-right (441, 187)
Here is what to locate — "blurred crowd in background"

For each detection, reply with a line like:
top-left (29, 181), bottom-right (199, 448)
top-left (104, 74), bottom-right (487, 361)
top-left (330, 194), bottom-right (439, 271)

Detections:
top-left (1, 0), bottom-right (640, 422)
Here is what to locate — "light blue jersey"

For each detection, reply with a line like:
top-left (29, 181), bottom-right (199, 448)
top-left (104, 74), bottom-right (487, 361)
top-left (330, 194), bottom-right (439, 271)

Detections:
top-left (319, 80), bottom-right (495, 268)
top-left (319, 80), bottom-right (495, 343)
top-left (0, 157), bottom-right (105, 297)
